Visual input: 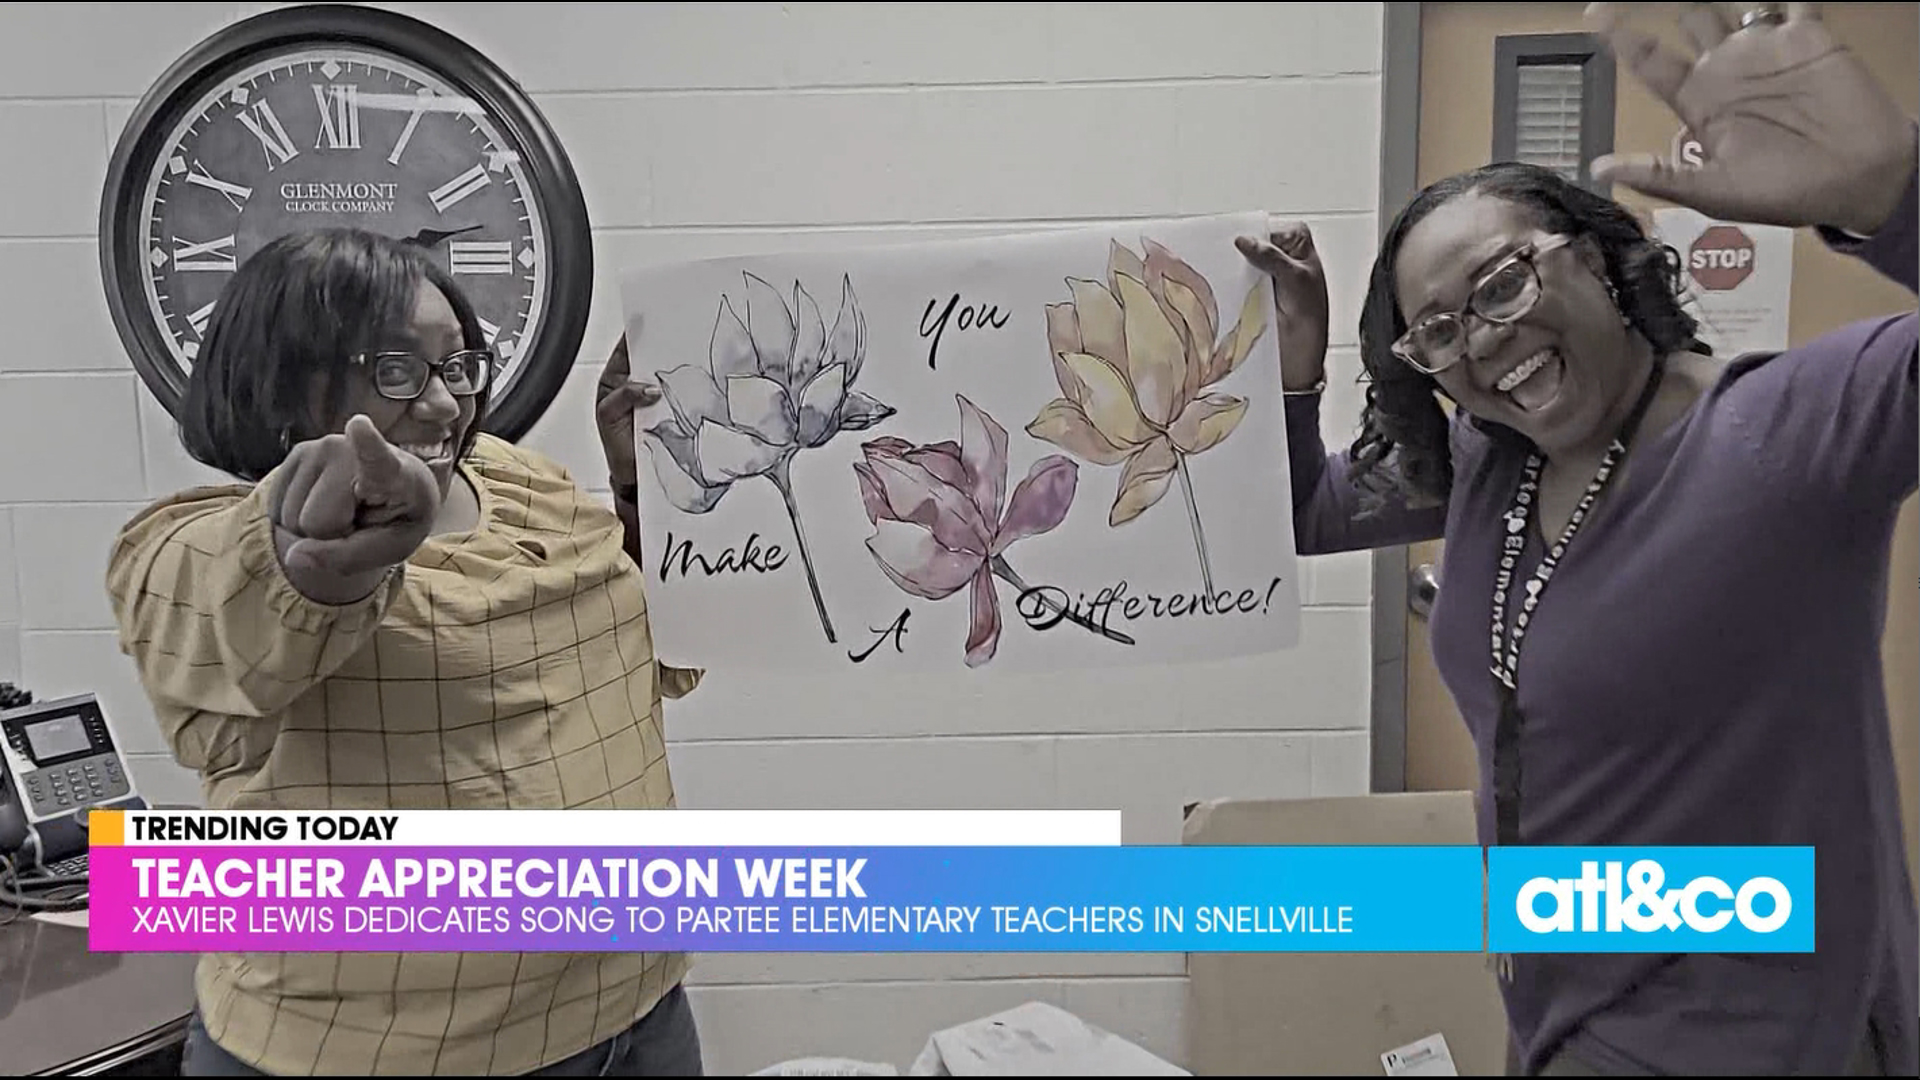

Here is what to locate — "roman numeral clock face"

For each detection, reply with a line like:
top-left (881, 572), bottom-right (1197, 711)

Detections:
top-left (105, 12), bottom-right (591, 443)
top-left (147, 50), bottom-right (540, 373)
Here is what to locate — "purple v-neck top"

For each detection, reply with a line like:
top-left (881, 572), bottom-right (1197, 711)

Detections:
top-left (1284, 175), bottom-right (1918, 1075)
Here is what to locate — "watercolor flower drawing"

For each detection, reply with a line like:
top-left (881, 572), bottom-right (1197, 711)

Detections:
top-left (645, 272), bottom-right (895, 644)
top-left (855, 395), bottom-right (1135, 668)
top-left (1027, 239), bottom-right (1270, 595)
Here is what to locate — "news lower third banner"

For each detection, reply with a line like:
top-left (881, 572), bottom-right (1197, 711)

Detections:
top-left (82, 811), bottom-right (1814, 956)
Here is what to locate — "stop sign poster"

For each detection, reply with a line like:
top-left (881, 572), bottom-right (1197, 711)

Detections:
top-left (1651, 207), bottom-right (1793, 355)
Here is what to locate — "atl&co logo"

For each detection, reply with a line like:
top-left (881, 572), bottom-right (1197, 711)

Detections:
top-left (1516, 858), bottom-right (1792, 935)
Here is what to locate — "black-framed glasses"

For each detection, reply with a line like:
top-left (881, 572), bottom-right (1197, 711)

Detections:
top-left (350, 348), bottom-right (495, 401)
top-left (1392, 233), bottom-right (1575, 375)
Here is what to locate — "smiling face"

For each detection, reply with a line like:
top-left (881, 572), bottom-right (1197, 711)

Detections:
top-left (328, 282), bottom-right (478, 496)
top-left (1392, 190), bottom-right (1644, 458)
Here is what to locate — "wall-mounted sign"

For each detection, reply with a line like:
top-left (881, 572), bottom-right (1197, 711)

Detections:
top-left (1652, 206), bottom-right (1793, 356)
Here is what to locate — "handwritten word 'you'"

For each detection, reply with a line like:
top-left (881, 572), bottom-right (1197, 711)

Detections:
top-left (920, 293), bottom-right (1010, 369)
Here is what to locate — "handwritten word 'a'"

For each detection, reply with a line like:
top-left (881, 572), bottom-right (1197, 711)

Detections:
top-left (848, 608), bottom-right (912, 664)
top-left (920, 293), bottom-right (1010, 369)
top-left (1014, 578), bottom-right (1283, 636)
top-left (659, 532), bottom-right (788, 579)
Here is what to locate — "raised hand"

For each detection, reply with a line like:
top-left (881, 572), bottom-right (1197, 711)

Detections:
top-left (596, 330), bottom-right (664, 494)
top-left (270, 415), bottom-right (441, 597)
top-left (1237, 220), bottom-right (1332, 393)
top-left (1586, 1), bottom-right (1917, 235)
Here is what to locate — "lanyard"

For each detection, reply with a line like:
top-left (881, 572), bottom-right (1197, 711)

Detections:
top-left (1489, 361), bottom-right (1666, 847)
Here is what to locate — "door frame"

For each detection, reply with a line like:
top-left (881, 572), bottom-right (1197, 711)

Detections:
top-left (1370, 0), bottom-right (1424, 793)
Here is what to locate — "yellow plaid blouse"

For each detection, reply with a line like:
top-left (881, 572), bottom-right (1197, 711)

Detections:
top-left (106, 433), bottom-right (698, 1076)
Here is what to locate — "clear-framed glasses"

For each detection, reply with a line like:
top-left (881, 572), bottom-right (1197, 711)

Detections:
top-left (1392, 233), bottom-right (1576, 375)
top-left (349, 348), bottom-right (495, 401)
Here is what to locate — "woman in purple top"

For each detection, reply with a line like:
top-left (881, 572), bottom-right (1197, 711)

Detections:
top-left (1237, 4), bottom-right (1917, 1075)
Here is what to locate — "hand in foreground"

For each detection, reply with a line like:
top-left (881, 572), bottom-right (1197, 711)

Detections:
top-left (1237, 220), bottom-right (1331, 393)
top-left (1586, 1), bottom-right (1916, 235)
top-left (597, 331), bottom-right (664, 494)
top-left (271, 415), bottom-right (441, 598)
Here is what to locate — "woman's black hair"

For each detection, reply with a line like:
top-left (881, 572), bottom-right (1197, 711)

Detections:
top-left (177, 227), bottom-right (491, 483)
top-left (1350, 161), bottom-right (1703, 506)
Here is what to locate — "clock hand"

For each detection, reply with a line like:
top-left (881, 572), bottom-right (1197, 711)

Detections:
top-left (402, 223), bottom-right (483, 248)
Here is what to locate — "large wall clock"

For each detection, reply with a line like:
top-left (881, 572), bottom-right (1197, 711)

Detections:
top-left (100, 3), bottom-right (592, 443)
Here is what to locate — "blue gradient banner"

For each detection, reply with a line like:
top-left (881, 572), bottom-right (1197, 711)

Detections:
top-left (93, 844), bottom-right (1488, 954)
top-left (1488, 847), bottom-right (1816, 953)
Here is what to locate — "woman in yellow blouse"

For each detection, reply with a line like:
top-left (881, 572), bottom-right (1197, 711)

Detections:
top-left (106, 227), bottom-right (703, 1076)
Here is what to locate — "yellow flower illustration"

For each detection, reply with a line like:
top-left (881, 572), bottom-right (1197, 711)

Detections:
top-left (1027, 239), bottom-right (1269, 593)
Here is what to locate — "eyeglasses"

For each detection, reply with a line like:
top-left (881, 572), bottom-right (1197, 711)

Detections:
top-left (349, 348), bottom-right (495, 401)
top-left (1392, 234), bottom-right (1575, 375)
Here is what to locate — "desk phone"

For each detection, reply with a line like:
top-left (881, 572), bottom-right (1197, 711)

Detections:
top-left (0, 693), bottom-right (145, 871)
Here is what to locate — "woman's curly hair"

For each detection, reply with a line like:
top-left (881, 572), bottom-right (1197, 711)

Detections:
top-left (1349, 161), bottom-right (1704, 507)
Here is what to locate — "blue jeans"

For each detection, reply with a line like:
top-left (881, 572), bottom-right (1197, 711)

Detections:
top-left (182, 984), bottom-right (703, 1076)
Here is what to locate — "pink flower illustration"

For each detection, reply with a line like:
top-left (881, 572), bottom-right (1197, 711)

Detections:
top-left (854, 395), bottom-right (1133, 667)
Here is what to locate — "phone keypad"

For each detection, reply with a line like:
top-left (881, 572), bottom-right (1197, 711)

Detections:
top-left (22, 753), bottom-right (130, 817)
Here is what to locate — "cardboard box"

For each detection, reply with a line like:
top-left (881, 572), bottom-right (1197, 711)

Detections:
top-left (1181, 792), bottom-right (1509, 1076)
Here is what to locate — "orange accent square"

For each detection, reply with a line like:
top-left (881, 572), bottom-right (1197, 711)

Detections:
top-left (89, 810), bottom-right (124, 847)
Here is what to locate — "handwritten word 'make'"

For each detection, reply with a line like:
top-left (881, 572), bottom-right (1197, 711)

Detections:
top-left (659, 532), bottom-right (788, 579)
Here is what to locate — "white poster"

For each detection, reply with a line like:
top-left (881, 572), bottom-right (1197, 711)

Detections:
top-left (1652, 206), bottom-right (1794, 356)
top-left (619, 212), bottom-right (1302, 676)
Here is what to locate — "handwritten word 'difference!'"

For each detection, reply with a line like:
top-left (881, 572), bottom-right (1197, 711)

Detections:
top-left (130, 856), bottom-right (869, 901)
top-left (1016, 577), bottom-right (1285, 633)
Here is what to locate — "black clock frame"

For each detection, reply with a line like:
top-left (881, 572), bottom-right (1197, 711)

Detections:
top-left (98, 3), bottom-right (593, 444)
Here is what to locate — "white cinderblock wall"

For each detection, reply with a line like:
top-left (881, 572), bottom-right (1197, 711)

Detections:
top-left (0, 2), bottom-right (1386, 1071)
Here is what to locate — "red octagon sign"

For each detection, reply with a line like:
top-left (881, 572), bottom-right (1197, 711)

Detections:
top-left (1688, 225), bottom-right (1756, 291)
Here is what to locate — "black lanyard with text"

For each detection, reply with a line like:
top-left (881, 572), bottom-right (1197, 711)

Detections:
top-left (1489, 362), bottom-right (1666, 847)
